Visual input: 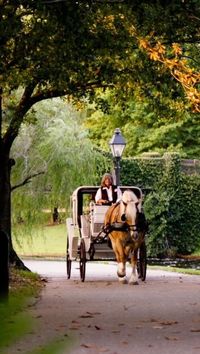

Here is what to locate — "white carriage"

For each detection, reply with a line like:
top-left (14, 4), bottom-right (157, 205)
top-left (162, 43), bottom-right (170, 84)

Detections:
top-left (66, 186), bottom-right (147, 282)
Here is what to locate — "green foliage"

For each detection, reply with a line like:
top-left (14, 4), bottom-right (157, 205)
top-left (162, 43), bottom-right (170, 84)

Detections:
top-left (29, 338), bottom-right (72, 354)
top-left (84, 90), bottom-right (200, 159)
top-left (120, 156), bottom-right (163, 188)
top-left (120, 153), bottom-right (200, 256)
top-left (0, 270), bottom-right (41, 351)
top-left (11, 98), bottom-right (109, 227)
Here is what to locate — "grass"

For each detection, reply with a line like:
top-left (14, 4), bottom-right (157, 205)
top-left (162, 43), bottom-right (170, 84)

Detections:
top-left (29, 337), bottom-right (73, 354)
top-left (0, 269), bottom-right (43, 352)
top-left (13, 223), bottom-right (67, 258)
top-left (149, 265), bottom-right (200, 276)
top-left (0, 268), bottom-right (73, 354)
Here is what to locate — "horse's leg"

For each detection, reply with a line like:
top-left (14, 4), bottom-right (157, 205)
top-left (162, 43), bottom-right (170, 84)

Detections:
top-left (129, 249), bottom-right (139, 285)
top-left (111, 235), bottom-right (127, 284)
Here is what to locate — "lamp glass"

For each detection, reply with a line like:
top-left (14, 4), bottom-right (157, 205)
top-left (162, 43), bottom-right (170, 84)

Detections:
top-left (109, 128), bottom-right (126, 158)
top-left (110, 143), bottom-right (125, 157)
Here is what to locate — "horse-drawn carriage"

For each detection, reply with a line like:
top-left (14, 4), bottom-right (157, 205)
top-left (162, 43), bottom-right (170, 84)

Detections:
top-left (66, 186), bottom-right (147, 283)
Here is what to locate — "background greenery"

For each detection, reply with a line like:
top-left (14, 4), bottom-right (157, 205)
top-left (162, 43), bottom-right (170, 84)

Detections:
top-left (121, 153), bottom-right (200, 257)
top-left (13, 224), bottom-right (66, 258)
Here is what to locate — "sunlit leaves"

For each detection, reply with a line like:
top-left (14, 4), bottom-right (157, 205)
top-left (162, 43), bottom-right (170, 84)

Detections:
top-left (139, 37), bottom-right (200, 112)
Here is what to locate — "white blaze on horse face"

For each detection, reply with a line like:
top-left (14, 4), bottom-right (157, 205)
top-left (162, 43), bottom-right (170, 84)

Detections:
top-left (121, 190), bottom-right (138, 225)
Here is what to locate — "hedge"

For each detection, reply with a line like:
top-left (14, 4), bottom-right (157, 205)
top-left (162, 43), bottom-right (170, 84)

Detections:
top-left (120, 153), bottom-right (200, 257)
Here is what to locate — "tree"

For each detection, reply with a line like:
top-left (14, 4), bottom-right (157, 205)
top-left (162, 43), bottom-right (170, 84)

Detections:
top-left (1, 1), bottom-right (200, 270)
top-left (0, 1), bottom-right (134, 267)
top-left (11, 98), bottom-right (107, 228)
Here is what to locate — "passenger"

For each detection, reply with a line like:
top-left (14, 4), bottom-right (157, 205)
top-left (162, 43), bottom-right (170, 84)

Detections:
top-left (95, 173), bottom-right (122, 205)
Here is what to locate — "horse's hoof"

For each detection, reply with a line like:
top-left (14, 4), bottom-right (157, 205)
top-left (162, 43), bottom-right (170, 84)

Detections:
top-left (119, 277), bottom-right (128, 284)
top-left (117, 271), bottom-right (126, 278)
top-left (129, 280), bottom-right (139, 285)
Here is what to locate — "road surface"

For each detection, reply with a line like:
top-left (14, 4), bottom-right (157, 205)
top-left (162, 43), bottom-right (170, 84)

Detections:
top-left (4, 260), bottom-right (200, 354)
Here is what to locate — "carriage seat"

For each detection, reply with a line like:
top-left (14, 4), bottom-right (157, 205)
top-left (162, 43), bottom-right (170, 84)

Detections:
top-left (90, 202), bottom-right (110, 237)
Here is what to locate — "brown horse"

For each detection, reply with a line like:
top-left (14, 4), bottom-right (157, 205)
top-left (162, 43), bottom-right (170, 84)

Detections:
top-left (104, 190), bottom-right (145, 284)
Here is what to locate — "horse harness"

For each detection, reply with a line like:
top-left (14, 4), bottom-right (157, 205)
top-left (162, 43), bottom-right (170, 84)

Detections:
top-left (103, 200), bottom-right (140, 242)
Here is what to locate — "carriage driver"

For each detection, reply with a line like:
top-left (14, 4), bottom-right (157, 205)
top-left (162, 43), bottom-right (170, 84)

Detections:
top-left (95, 173), bottom-right (122, 205)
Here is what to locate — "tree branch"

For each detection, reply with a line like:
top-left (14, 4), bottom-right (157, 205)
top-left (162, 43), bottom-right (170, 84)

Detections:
top-left (3, 84), bottom-right (36, 151)
top-left (29, 81), bottom-right (112, 105)
top-left (11, 171), bottom-right (45, 192)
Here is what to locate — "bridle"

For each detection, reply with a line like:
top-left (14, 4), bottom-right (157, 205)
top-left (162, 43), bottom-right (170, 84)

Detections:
top-left (115, 199), bottom-right (139, 240)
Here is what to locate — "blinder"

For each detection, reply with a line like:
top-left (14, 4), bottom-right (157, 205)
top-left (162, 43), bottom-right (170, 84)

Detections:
top-left (121, 213), bottom-right (126, 222)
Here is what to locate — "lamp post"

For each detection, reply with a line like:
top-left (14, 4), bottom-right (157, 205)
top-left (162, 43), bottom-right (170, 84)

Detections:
top-left (109, 128), bottom-right (126, 186)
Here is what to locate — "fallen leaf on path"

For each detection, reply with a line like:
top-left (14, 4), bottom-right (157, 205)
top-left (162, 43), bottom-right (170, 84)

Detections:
top-left (153, 326), bottom-right (164, 329)
top-left (81, 343), bottom-right (95, 348)
top-left (87, 311), bottom-right (101, 315)
top-left (79, 314), bottom-right (94, 318)
top-left (69, 327), bottom-right (79, 330)
top-left (112, 330), bottom-right (120, 333)
top-left (160, 321), bottom-right (178, 326)
top-left (95, 325), bottom-right (101, 330)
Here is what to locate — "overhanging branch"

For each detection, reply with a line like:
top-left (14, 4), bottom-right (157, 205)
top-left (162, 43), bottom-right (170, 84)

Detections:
top-left (11, 171), bottom-right (45, 192)
top-left (29, 81), bottom-right (112, 105)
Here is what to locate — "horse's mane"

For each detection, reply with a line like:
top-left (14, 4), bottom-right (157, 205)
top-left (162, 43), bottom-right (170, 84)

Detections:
top-left (120, 190), bottom-right (138, 224)
top-left (104, 190), bottom-right (139, 226)
top-left (121, 190), bottom-right (139, 204)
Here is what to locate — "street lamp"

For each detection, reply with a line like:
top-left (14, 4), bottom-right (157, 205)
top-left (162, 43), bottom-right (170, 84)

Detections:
top-left (109, 128), bottom-right (126, 186)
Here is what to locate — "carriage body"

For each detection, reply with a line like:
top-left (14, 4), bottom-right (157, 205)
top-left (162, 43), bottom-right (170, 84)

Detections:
top-left (66, 185), bottom-right (147, 281)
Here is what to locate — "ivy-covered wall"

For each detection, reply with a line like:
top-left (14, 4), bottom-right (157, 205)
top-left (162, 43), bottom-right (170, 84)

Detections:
top-left (120, 153), bottom-right (200, 257)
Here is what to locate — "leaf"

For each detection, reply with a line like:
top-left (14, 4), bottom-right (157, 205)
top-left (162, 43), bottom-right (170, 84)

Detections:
top-left (95, 325), bottom-right (101, 330)
top-left (153, 325), bottom-right (164, 329)
top-left (81, 343), bottom-right (95, 348)
top-left (160, 321), bottom-right (178, 326)
top-left (79, 314), bottom-right (94, 318)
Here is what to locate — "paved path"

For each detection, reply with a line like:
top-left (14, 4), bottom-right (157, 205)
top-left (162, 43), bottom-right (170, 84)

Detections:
top-left (4, 261), bottom-right (200, 354)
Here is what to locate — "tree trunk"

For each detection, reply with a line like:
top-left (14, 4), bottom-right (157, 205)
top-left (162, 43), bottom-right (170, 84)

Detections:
top-left (0, 230), bottom-right (9, 300)
top-left (0, 151), bottom-right (30, 272)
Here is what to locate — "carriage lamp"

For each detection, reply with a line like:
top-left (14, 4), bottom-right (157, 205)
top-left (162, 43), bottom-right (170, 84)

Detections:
top-left (109, 128), bottom-right (126, 186)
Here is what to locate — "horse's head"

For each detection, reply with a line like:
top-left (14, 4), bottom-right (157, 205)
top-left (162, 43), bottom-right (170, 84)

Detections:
top-left (120, 190), bottom-right (139, 226)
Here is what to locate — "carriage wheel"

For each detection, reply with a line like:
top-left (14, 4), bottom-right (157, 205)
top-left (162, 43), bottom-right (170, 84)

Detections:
top-left (137, 242), bottom-right (147, 281)
top-left (79, 239), bottom-right (86, 282)
top-left (66, 252), bottom-right (72, 279)
top-left (89, 243), bottom-right (95, 261)
top-left (66, 237), bottom-right (71, 279)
